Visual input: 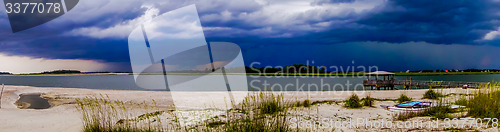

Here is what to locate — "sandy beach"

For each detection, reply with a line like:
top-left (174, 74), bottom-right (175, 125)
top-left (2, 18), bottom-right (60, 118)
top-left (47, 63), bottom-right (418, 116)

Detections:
top-left (0, 85), bottom-right (488, 131)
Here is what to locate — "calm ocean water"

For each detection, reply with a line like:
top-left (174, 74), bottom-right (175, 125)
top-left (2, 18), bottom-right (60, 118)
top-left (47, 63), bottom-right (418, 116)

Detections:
top-left (0, 74), bottom-right (498, 91)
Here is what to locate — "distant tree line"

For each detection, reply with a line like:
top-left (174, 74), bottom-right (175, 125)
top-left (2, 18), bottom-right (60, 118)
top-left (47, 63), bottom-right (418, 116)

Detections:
top-left (0, 72), bottom-right (12, 75)
top-left (408, 69), bottom-right (500, 73)
top-left (41, 70), bottom-right (81, 74)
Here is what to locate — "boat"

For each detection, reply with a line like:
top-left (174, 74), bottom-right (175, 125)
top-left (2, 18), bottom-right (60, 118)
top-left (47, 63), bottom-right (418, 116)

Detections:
top-left (380, 101), bottom-right (463, 112)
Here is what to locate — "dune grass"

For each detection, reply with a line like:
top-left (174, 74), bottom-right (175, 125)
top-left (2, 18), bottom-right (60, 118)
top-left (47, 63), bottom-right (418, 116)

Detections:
top-left (361, 95), bottom-right (375, 107)
top-left (207, 92), bottom-right (293, 132)
top-left (344, 94), bottom-right (362, 108)
top-left (302, 99), bottom-right (312, 108)
top-left (75, 95), bottom-right (167, 132)
top-left (466, 82), bottom-right (500, 119)
top-left (76, 92), bottom-right (298, 132)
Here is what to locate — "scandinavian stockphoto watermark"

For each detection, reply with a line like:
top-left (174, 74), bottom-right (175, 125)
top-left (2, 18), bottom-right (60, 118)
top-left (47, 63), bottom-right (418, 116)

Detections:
top-left (290, 117), bottom-right (499, 129)
top-left (290, 117), bottom-right (436, 129)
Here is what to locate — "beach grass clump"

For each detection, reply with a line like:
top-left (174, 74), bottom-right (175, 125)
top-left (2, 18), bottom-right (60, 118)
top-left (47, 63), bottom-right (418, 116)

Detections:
top-left (76, 95), bottom-right (165, 132)
top-left (212, 92), bottom-right (294, 131)
top-left (361, 95), bottom-right (375, 107)
top-left (467, 82), bottom-right (500, 119)
top-left (396, 94), bottom-right (412, 104)
top-left (254, 92), bottom-right (285, 114)
top-left (344, 94), bottom-right (362, 108)
top-left (468, 91), bottom-right (500, 119)
top-left (303, 99), bottom-right (312, 107)
top-left (422, 89), bottom-right (443, 100)
top-left (292, 99), bottom-right (313, 108)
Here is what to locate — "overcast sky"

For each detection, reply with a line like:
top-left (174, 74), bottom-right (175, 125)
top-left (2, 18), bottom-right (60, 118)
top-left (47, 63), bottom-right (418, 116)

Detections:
top-left (0, 0), bottom-right (500, 73)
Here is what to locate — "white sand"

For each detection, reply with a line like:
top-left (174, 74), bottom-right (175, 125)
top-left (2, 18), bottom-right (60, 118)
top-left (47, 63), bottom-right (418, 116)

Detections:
top-left (0, 85), bottom-right (481, 131)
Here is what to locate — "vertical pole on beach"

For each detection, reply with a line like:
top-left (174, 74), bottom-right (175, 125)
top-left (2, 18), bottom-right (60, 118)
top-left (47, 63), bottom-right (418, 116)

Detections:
top-left (0, 83), bottom-right (4, 109)
top-left (221, 67), bottom-right (235, 107)
top-left (207, 43), bottom-right (235, 107)
top-left (141, 24), bottom-right (170, 91)
top-left (141, 24), bottom-right (174, 108)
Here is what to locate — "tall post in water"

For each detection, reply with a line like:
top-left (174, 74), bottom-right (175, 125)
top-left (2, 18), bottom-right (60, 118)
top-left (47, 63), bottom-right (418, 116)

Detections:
top-left (410, 77), bottom-right (413, 89)
top-left (405, 77), bottom-right (408, 90)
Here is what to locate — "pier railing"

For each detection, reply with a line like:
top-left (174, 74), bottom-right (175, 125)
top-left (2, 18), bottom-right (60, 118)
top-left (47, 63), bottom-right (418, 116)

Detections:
top-left (363, 79), bottom-right (487, 89)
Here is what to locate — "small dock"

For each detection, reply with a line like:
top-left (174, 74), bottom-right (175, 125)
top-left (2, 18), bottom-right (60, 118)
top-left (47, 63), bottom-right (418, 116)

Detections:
top-left (363, 71), bottom-right (487, 90)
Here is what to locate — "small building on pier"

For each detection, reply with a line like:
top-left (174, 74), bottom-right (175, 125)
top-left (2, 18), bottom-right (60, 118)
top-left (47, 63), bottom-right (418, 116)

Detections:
top-left (363, 71), bottom-right (396, 90)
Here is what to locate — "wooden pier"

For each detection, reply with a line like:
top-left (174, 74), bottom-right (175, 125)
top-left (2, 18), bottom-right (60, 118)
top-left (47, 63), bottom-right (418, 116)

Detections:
top-left (363, 71), bottom-right (488, 90)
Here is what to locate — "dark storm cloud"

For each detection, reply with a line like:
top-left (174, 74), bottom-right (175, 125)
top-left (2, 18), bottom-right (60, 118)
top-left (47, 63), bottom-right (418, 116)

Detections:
top-left (1, 0), bottom-right (499, 72)
top-left (202, 0), bottom-right (500, 45)
top-left (0, 0), bottom-right (188, 61)
top-left (197, 0), bottom-right (500, 47)
top-left (0, 35), bottom-right (130, 62)
top-left (351, 0), bottom-right (500, 44)
top-left (241, 41), bottom-right (500, 71)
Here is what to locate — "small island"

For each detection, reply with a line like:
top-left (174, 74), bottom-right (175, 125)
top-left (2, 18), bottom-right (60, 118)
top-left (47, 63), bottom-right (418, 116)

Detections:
top-left (41, 70), bottom-right (82, 74)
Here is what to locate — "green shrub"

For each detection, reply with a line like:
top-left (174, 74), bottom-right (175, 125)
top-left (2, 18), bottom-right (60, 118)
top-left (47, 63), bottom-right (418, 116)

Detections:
top-left (303, 99), bottom-right (311, 107)
top-left (423, 89), bottom-right (443, 100)
top-left (294, 101), bottom-right (302, 107)
top-left (258, 92), bottom-right (284, 114)
top-left (344, 94), bottom-right (362, 108)
top-left (396, 94), bottom-right (412, 104)
top-left (361, 95), bottom-right (375, 107)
